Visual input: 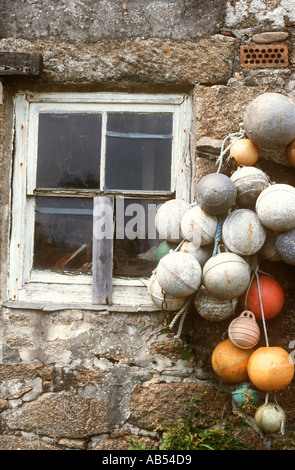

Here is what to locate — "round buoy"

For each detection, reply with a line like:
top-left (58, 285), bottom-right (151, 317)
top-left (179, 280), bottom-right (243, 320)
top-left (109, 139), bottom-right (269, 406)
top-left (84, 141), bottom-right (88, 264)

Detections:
top-left (156, 240), bottom-right (178, 261)
top-left (194, 285), bottom-right (238, 322)
top-left (230, 166), bottom-right (269, 207)
top-left (157, 251), bottom-right (202, 297)
top-left (211, 339), bottom-right (254, 383)
top-left (203, 251), bottom-right (251, 300)
top-left (276, 227), bottom-right (295, 266)
top-left (285, 138), bottom-right (295, 167)
top-left (247, 347), bottom-right (294, 391)
top-left (260, 230), bottom-right (281, 262)
top-left (222, 209), bottom-right (266, 256)
top-left (230, 138), bottom-right (259, 166)
top-left (232, 382), bottom-right (261, 406)
top-left (180, 242), bottom-right (212, 267)
top-left (195, 173), bottom-right (237, 215)
top-left (228, 311), bottom-right (260, 349)
top-left (244, 92), bottom-right (295, 149)
top-left (155, 199), bottom-right (190, 243)
top-left (255, 184), bottom-right (295, 231)
top-left (180, 205), bottom-right (218, 247)
top-left (255, 403), bottom-right (286, 434)
top-left (240, 274), bottom-right (284, 321)
top-left (148, 272), bottom-right (186, 311)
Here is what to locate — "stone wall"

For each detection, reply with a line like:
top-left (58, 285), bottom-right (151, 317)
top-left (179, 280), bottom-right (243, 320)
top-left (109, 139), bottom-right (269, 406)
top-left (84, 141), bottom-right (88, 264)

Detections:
top-left (0, 0), bottom-right (294, 451)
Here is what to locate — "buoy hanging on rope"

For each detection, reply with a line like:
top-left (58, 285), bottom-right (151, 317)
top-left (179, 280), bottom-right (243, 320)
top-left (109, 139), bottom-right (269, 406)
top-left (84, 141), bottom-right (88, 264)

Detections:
top-left (156, 240), bottom-right (178, 261)
top-left (230, 166), bottom-right (270, 208)
top-left (202, 249), bottom-right (251, 300)
top-left (195, 173), bottom-right (237, 215)
top-left (211, 339), bottom-right (254, 383)
top-left (155, 199), bottom-right (190, 243)
top-left (230, 138), bottom-right (259, 166)
top-left (240, 274), bottom-right (285, 321)
top-left (247, 347), bottom-right (294, 391)
top-left (276, 227), bottom-right (295, 266)
top-left (228, 311), bottom-right (260, 349)
top-left (260, 230), bottom-right (282, 262)
top-left (243, 92), bottom-right (295, 149)
top-left (222, 209), bottom-right (266, 256)
top-left (157, 251), bottom-right (202, 297)
top-left (285, 138), bottom-right (295, 167)
top-left (255, 183), bottom-right (295, 231)
top-left (232, 382), bottom-right (261, 406)
top-left (255, 403), bottom-right (286, 434)
top-left (180, 205), bottom-right (218, 247)
top-left (194, 285), bottom-right (238, 322)
top-left (148, 272), bottom-right (187, 311)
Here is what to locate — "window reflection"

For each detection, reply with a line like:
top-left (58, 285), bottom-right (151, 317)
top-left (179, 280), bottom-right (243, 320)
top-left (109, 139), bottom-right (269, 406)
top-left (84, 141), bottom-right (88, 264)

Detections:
top-left (36, 114), bottom-right (101, 189)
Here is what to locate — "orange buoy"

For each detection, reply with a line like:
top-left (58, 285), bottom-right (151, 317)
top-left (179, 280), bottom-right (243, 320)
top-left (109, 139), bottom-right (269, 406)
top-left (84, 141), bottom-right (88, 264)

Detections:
top-left (285, 138), bottom-right (295, 168)
top-left (211, 339), bottom-right (254, 383)
top-left (239, 275), bottom-right (284, 320)
top-left (247, 347), bottom-right (294, 391)
top-left (230, 138), bottom-right (259, 166)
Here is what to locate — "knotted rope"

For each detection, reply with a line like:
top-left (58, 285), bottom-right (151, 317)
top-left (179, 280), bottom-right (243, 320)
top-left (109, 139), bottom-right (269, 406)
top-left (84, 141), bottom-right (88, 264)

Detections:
top-left (215, 124), bottom-right (246, 173)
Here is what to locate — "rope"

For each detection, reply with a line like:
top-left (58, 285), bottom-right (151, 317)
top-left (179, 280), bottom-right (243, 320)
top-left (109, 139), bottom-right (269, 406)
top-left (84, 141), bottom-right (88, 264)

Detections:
top-left (212, 216), bottom-right (223, 257)
top-left (215, 124), bottom-right (246, 173)
top-left (244, 254), bottom-right (269, 347)
top-left (169, 296), bottom-right (192, 339)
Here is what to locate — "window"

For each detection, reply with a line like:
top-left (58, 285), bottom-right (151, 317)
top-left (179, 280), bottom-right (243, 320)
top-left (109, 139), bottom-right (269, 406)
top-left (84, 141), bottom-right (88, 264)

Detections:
top-left (8, 92), bottom-right (193, 307)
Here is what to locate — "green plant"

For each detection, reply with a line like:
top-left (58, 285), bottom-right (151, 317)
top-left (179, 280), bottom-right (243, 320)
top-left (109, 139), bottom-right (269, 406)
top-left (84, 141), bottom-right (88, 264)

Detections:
top-left (127, 437), bottom-right (149, 450)
top-left (155, 395), bottom-right (248, 451)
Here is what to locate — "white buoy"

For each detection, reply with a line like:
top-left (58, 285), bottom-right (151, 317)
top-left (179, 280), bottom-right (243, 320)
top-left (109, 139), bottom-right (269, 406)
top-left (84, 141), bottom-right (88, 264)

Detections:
top-left (155, 199), bottom-right (191, 243)
top-left (194, 285), bottom-right (238, 322)
top-left (256, 184), bottom-right (295, 231)
top-left (157, 251), bottom-right (202, 297)
top-left (222, 209), bottom-right (266, 256)
top-left (181, 205), bottom-right (218, 247)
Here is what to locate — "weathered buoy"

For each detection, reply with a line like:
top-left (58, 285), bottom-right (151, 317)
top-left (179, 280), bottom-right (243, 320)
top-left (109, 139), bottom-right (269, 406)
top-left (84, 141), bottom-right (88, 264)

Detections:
top-left (260, 230), bottom-right (281, 262)
top-left (232, 382), bottom-right (261, 406)
top-left (255, 184), bottom-right (295, 231)
top-left (228, 311), bottom-right (260, 349)
top-left (148, 272), bottom-right (187, 311)
top-left (180, 241), bottom-right (212, 267)
top-left (244, 92), bottom-right (295, 149)
top-left (211, 339), bottom-right (254, 383)
top-left (255, 403), bottom-right (286, 434)
top-left (157, 251), bottom-right (202, 297)
top-left (230, 138), bottom-right (259, 166)
top-left (222, 209), bottom-right (266, 256)
top-left (285, 138), bottom-right (295, 167)
top-left (247, 347), bottom-right (294, 391)
top-left (180, 205), bottom-right (218, 247)
top-left (195, 173), bottom-right (237, 215)
top-left (276, 227), bottom-right (295, 266)
top-left (156, 240), bottom-right (178, 261)
top-left (230, 166), bottom-right (269, 207)
top-left (202, 250), bottom-right (251, 300)
top-left (194, 285), bottom-right (238, 322)
top-left (240, 274), bottom-right (284, 321)
top-left (155, 199), bottom-right (190, 243)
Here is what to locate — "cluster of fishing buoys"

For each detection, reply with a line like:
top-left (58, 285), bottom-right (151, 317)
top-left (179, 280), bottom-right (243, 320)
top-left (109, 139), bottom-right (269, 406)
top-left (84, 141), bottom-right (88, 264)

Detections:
top-left (148, 92), bottom-right (295, 436)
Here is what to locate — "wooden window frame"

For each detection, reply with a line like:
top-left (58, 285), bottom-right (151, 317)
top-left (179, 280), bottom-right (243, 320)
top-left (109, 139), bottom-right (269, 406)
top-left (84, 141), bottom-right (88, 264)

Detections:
top-left (7, 92), bottom-right (193, 309)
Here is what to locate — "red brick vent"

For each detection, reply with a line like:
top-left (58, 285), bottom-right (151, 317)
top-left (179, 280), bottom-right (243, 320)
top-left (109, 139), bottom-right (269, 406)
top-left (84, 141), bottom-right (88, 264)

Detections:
top-left (240, 44), bottom-right (288, 68)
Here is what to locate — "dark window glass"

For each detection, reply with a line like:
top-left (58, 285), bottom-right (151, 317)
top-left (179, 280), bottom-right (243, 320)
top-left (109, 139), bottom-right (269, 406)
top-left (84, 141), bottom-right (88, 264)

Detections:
top-left (34, 197), bottom-right (93, 273)
top-left (36, 114), bottom-right (101, 189)
top-left (105, 113), bottom-right (172, 191)
top-left (113, 198), bottom-right (167, 276)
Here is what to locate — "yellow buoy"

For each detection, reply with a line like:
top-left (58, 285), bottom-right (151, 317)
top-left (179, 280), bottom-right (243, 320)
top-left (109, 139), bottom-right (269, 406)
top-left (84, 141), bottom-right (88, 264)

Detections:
top-left (247, 347), bottom-right (294, 391)
top-left (230, 138), bottom-right (259, 166)
top-left (211, 339), bottom-right (254, 383)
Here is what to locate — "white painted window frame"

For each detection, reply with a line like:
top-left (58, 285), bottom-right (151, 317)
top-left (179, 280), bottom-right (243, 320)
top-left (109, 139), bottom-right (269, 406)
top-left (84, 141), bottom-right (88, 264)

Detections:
top-left (8, 92), bottom-right (193, 308)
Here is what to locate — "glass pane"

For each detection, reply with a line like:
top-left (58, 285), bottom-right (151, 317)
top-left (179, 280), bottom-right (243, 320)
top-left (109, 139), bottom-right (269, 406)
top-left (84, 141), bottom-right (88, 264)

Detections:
top-left (105, 113), bottom-right (172, 191)
top-left (34, 197), bottom-right (93, 273)
top-left (113, 198), bottom-right (168, 276)
top-left (36, 113), bottom-right (101, 189)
